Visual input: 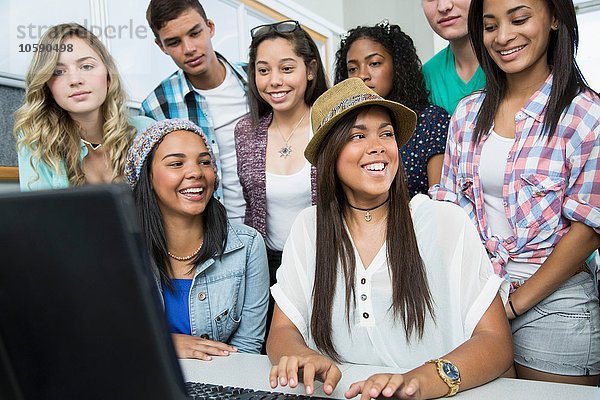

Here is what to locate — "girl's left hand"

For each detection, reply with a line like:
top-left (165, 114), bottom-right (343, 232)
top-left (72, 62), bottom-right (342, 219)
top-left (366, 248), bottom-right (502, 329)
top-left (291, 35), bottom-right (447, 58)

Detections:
top-left (345, 373), bottom-right (422, 400)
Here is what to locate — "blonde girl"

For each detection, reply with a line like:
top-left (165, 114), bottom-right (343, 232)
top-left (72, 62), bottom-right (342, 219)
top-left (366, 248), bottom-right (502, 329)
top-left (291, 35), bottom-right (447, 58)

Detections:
top-left (14, 23), bottom-right (153, 190)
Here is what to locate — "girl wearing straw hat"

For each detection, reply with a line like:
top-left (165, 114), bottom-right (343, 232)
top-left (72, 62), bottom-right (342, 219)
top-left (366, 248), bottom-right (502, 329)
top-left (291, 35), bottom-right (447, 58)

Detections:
top-left (266, 78), bottom-right (512, 399)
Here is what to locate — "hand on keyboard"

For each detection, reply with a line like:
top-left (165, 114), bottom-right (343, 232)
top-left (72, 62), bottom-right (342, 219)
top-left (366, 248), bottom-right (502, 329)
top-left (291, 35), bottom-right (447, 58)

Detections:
top-left (269, 354), bottom-right (341, 396)
top-left (345, 373), bottom-right (422, 400)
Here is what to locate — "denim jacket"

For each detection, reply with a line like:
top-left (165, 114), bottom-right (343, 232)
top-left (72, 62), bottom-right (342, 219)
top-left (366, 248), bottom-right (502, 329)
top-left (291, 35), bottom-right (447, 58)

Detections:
top-left (156, 221), bottom-right (269, 353)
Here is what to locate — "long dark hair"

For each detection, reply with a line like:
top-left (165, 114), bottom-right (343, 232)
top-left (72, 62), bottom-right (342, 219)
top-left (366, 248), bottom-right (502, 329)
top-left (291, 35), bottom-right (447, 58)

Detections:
top-left (333, 23), bottom-right (429, 113)
top-left (247, 25), bottom-right (328, 127)
top-left (133, 146), bottom-right (228, 289)
top-left (311, 106), bottom-right (435, 361)
top-left (468, 0), bottom-right (595, 141)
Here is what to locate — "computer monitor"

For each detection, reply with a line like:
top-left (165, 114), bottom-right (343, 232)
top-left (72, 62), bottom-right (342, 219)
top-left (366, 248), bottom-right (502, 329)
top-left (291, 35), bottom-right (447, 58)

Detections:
top-left (0, 185), bottom-right (188, 400)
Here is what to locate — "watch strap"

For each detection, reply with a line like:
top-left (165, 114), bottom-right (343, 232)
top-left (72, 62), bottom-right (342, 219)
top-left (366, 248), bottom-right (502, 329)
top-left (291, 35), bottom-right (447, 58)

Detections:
top-left (426, 358), bottom-right (460, 397)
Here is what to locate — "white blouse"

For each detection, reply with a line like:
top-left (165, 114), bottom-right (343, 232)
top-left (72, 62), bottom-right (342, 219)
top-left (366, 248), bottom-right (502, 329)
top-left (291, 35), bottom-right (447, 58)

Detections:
top-left (271, 194), bottom-right (508, 370)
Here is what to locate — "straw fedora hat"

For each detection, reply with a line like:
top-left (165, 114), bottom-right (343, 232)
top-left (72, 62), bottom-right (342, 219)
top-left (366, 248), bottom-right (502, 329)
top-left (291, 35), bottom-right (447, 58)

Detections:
top-left (304, 77), bottom-right (416, 165)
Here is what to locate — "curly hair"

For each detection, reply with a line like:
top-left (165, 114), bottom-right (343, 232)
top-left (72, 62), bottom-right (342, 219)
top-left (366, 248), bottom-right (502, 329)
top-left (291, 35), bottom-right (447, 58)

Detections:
top-left (14, 23), bottom-right (135, 187)
top-left (334, 23), bottom-right (429, 113)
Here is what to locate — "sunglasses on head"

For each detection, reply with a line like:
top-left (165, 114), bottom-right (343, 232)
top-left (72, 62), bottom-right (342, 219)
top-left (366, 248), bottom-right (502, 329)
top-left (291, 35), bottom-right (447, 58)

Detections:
top-left (250, 20), bottom-right (301, 39)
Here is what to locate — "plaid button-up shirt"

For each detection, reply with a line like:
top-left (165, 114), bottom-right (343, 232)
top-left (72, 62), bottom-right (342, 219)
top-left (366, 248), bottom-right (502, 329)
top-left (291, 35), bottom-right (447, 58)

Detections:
top-left (141, 53), bottom-right (248, 201)
top-left (430, 74), bottom-right (600, 282)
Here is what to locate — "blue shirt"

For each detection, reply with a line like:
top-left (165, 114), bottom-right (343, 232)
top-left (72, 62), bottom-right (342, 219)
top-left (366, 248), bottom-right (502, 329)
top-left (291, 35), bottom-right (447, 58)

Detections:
top-left (155, 221), bottom-right (269, 354)
top-left (17, 115), bottom-right (155, 191)
top-left (163, 279), bottom-right (193, 335)
top-left (141, 52), bottom-right (248, 203)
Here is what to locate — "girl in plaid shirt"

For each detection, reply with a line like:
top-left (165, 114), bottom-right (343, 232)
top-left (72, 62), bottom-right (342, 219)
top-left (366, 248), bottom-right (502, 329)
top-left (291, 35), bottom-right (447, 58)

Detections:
top-left (431, 0), bottom-right (600, 385)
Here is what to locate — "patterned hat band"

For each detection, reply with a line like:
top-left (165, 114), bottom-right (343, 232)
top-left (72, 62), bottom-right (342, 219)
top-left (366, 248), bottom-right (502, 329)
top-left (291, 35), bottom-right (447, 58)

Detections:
top-left (305, 78), bottom-right (417, 166)
top-left (317, 93), bottom-right (381, 131)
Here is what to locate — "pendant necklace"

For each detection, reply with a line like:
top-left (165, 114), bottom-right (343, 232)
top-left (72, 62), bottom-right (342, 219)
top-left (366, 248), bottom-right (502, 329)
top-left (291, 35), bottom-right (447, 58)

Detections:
top-left (274, 109), bottom-right (308, 159)
top-left (81, 138), bottom-right (103, 151)
top-left (168, 241), bottom-right (203, 262)
top-left (348, 198), bottom-right (389, 222)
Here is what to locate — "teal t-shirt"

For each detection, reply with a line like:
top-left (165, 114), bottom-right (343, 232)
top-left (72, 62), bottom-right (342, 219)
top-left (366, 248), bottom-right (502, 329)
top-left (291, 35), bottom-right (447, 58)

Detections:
top-left (17, 115), bottom-right (155, 191)
top-left (423, 45), bottom-right (486, 116)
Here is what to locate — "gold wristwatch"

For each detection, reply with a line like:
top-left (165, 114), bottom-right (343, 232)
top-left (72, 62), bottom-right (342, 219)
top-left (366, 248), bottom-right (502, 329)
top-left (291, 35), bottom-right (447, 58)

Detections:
top-left (426, 358), bottom-right (461, 397)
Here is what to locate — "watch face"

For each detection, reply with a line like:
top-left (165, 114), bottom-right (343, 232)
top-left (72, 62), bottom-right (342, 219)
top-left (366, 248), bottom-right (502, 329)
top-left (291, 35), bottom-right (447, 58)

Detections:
top-left (442, 362), bottom-right (460, 380)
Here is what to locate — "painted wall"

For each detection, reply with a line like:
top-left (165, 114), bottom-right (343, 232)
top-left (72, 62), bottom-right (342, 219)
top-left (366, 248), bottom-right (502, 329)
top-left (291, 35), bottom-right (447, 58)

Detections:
top-left (295, 0), bottom-right (345, 28)
top-left (0, 183), bottom-right (19, 193)
top-left (342, 0), bottom-right (437, 62)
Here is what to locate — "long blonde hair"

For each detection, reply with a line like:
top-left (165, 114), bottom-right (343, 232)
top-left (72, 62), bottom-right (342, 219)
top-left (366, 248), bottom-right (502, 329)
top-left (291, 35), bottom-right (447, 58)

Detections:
top-left (13, 23), bottom-right (135, 186)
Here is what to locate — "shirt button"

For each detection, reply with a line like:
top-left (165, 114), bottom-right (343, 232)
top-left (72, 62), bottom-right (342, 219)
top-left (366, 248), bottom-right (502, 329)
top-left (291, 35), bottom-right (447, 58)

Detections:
top-left (216, 316), bottom-right (221, 321)
top-left (360, 278), bottom-right (366, 284)
top-left (503, 201), bottom-right (508, 207)
top-left (223, 310), bottom-right (228, 316)
top-left (198, 292), bottom-right (206, 301)
top-left (506, 153), bottom-right (511, 159)
top-left (200, 334), bottom-right (209, 339)
top-left (363, 312), bottom-right (369, 319)
top-left (360, 294), bottom-right (367, 301)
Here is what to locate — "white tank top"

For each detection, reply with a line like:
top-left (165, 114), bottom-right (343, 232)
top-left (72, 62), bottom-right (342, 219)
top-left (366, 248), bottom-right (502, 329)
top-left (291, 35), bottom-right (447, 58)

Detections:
top-left (480, 129), bottom-right (537, 280)
top-left (265, 161), bottom-right (312, 251)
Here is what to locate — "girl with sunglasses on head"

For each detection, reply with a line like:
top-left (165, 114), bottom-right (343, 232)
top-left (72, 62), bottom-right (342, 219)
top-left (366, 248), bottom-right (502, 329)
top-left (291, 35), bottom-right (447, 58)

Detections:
top-left (234, 20), bottom-right (328, 338)
top-left (334, 20), bottom-right (450, 198)
top-left (14, 23), bottom-right (154, 190)
top-left (431, 0), bottom-right (600, 385)
top-left (125, 119), bottom-right (269, 360)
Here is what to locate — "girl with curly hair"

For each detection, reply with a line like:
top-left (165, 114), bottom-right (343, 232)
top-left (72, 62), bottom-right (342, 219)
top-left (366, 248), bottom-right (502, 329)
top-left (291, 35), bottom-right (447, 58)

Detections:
top-left (14, 23), bottom-right (154, 190)
top-left (334, 20), bottom-right (450, 198)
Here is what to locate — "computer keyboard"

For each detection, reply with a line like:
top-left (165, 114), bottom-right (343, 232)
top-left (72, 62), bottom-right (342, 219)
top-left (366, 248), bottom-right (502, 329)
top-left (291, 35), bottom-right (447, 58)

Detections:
top-left (186, 382), bottom-right (332, 400)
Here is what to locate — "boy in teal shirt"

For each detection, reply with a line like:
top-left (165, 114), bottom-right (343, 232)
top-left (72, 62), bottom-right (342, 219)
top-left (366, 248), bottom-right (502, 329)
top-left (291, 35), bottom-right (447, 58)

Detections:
top-left (421, 0), bottom-right (485, 115)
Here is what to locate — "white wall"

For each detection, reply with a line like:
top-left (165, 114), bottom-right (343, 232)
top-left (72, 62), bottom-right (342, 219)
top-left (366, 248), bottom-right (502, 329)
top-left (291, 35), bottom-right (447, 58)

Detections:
top-left (294, 0), bottom-right (344, 28)
top-left (342, 0), bottom-right (437, 63)
top-left (575, 2), bottom-right (600, 91)
top-left (0, 182), bottom-right (19, 193)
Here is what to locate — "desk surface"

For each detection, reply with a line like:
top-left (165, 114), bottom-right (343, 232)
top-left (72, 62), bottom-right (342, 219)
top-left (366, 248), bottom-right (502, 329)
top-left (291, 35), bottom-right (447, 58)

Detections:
top-left (180, 353), bottom-right (600, 400)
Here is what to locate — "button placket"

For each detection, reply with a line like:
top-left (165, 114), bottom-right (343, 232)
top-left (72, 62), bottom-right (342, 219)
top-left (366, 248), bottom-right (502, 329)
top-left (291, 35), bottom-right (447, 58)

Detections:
top-left (357, 273), bottom-right (375, 326)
